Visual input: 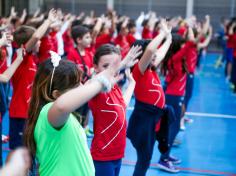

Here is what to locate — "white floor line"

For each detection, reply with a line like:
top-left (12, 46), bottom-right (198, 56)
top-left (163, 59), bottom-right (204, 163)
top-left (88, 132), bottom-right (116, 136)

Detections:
top-left (127, 107), bottom-right (236, 119)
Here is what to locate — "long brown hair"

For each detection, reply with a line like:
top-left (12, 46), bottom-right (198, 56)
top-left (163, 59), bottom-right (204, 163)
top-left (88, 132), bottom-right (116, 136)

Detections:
top-left (24, 59), bottom-right (81, 156)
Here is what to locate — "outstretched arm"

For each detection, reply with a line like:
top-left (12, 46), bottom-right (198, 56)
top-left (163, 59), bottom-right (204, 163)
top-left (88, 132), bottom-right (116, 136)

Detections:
top-left (25, 9), bottom-right (58, 52)
top-left (0, 48), bottom-right (24, 83)
top-left (138, 19), bottom-right (171, 74)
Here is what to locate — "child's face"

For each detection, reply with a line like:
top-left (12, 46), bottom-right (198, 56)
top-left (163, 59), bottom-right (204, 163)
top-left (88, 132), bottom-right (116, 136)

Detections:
top-left (130, 27), bottom-right (136, 34)
top-left (94, 53), bottom-right (121, 73)
top-left (80, 32), bottom-right (92, 48)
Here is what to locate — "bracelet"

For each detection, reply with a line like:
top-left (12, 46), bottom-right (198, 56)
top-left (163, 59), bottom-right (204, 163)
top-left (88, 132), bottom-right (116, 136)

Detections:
top-left (94, 75), bottom-right (112, 92)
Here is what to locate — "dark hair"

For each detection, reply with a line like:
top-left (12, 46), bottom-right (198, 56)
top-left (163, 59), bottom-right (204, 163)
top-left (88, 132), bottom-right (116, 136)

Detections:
top-left (128, 19), bottom-right (136, 30)
top-left (162, 33), bottom-right (187, 76)
top-left (24, 59), bottom-right (81, 156)
top-left (116, 22), bottom-right (123, 34)
top-left (71, 25), bottom-right (90, 44)
top-left (13, 25), bottom-right (36, 46)
top-left (93, 44), bottom-right (120, 65)
top-left (142, 19), bottom-right (148, 27)
top-left (131, 39), bottom-right (151, 60)
top-left (71, 19), bottom-right (83, 28)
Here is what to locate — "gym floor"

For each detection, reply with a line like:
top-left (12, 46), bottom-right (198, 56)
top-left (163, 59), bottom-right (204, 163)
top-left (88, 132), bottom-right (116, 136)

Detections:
top-left (2, 53), bottom-right (236, 176)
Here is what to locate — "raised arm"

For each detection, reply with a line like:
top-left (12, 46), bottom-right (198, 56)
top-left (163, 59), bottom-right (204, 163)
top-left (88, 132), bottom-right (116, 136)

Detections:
top-left (123, 69), bottom-right (135, 106)
top-left (202, 15), bottom-right (210, 35)
top-left (229, 22), bottom-right (236, 35)
top-left (25, 9), bottom-right (58, 52)
top-left (154, 33), bottom-right (172, 66)
top-left (19, 9), bottom-right (27, 25)
top-left (48, 59), bottom-right (122, 128)
top-left (0, 48), bottom-right (24, 83)
top-left (197, 26), bottom-right (212, 49)
top-left (138, 20), bottom-right (170, 74)
top-left (91, 17), bottom-right (103, 44)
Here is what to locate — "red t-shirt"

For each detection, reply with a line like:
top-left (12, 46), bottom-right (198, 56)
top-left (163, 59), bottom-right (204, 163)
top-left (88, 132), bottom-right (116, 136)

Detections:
top-left (232, 34), bottom-right (236, 58)
top-left (227, 34), bottom-right (235, 48)
top-left (62, 30), bottom-right (74, 54)
top-left (178, 26), bottom-right (187, 37)
top-left (66, 46), bottom-right (94, 77)
top-left (165, 42), bottom-right (195, 96)
top-left (132, 64), bottom-right (165, 108)
top-left (38, 32), bottom-right (58, 64)
top-left (0, 47), bottom-right (8, 73)
top-left (153, 31), bottom-right (159, 38)
top-left (114, 34), bottom-right (130, 59)
top-left (126, 33), bottom-right (136, 46)
top-left (186, 43), bottom-right (198, 74)
top-left (142, 27), bottom-right (153, 39)
top-left (95, 33), bottom-right (113, 49)
top-left (9, 52), bottom-right (37, 118)
top-left (88, 85), bottom-right (127, 161)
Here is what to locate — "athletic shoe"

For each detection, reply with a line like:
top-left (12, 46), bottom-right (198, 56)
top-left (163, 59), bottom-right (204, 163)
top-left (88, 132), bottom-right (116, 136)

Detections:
top-left (184, 117), bottom-right (194, 123)
top-left (168, 156), bottom-right (182, 164)
top-left (172, 138), bottom-right (182, 147)
top-left (157, 160), bottom-right (180, 173)
top-left (2, 135), bottom-right (9, 143)
top-left (180, 124), bottom-right (186, 131)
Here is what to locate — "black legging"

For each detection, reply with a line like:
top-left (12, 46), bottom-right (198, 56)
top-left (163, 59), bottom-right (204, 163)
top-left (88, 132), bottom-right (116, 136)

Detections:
top-left (127, 100), bottom-right (164, 176)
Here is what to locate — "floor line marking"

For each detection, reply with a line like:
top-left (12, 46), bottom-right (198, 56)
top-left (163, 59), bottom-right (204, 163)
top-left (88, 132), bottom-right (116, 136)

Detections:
top-left (122, 160), bottom-right (236, 176)
top-left (127, 107), bottom-right (236, 119)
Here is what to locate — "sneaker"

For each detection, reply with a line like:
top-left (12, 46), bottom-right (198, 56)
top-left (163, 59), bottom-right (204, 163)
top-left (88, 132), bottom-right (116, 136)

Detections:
top-left (180, 124), bottom-right (186, 131)
top-left (157, 160), bottom-right (180, 173)
top-left (2, 135), bottom-right (9, 143)
top-left (172, 139), bottom-right (182, 147)
top-left (168, 156), bottom-right (182, 164)
top-left (184, 117), bottom-right (194, 124)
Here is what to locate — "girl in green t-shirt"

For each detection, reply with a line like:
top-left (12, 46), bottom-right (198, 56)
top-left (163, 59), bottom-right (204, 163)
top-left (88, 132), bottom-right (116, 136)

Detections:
top-left (23, 50), bottom-right (139, 175)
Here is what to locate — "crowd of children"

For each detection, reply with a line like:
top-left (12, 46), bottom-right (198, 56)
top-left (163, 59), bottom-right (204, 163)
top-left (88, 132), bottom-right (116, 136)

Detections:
top-left (0, 6), bottom-right (217, 176)
top-left (215, 17), bottom-right (236, 93)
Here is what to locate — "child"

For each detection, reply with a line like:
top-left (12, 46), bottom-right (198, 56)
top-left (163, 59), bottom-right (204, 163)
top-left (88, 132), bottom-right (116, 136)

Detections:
top-left (114, 18), bottom-right (130, 58)
top-left (158, 29), bottom-right (196, 172)
top-left (24, 50), bottom-right (128, 176)
top-left (9, 9), bottom-right (58, 149)
top-left (0, 33), bottom-right (24, 166)
top-left (88, 44), bottom-right (142, 176)
top-left (127, 20), bottom-right (172, 176)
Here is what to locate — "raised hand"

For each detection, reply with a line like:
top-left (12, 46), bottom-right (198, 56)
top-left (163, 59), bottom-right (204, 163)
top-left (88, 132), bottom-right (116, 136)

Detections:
top-left (0, 32), bottom-right (13, 46)
top-left (120, 45), bottom-right (143, 69)
top-left (48, 9), bottom-right (58, 23)
top-left (10, 6), bottom-right (17, 18)
top-left (160, 19), bottom-right (172, 35)
top-left (33, 8), bottom-right (40, 18)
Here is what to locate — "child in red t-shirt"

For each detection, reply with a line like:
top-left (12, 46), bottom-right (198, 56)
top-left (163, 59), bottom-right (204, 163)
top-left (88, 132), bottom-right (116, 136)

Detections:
top-left (127, 20), bottom-right (172, 176)
top-left (67, 21), bottom-right (103, 135)
top-left (9, 9), bottom-right (58, 149)
top-left (88, 44), bottom-right (142, 176)
top-left (159, 29), bottom-right (196, 172)
top-left (114, 18), bottom-right (130, 59)
top-left (127, 19), bottom-right (137, 46)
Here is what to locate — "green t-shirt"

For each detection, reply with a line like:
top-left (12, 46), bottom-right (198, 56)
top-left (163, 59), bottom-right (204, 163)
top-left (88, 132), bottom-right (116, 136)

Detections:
top-left (34, 103), bottom-right (95, 176)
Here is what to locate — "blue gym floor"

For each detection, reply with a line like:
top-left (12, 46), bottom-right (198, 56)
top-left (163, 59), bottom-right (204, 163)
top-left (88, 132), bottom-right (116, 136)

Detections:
top-left (2, 53), bottom-right (236, 175)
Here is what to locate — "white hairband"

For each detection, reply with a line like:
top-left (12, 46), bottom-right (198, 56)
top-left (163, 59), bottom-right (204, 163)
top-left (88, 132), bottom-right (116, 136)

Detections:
top-left (49, 51), bottom-right (61, 94)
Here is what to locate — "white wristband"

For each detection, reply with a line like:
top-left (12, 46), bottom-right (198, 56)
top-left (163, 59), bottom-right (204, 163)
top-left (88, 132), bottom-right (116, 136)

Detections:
top-left (94, 76), bottom-right (112, 92)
